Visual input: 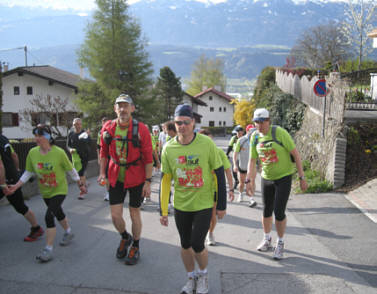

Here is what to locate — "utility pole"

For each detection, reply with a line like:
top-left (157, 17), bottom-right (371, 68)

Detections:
top-left (0, 46), bottom-right (28, 66)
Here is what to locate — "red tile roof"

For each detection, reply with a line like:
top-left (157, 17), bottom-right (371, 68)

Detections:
top-left (194, 87), bottom-right (234, 102)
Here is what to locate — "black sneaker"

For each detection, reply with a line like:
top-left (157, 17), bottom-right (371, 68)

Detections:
top-left (116, 236), bottom-right (133, 259)
top-left (125, 246), bottom-right (140, 265)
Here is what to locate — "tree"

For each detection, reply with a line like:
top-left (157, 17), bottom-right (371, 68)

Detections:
top-left (153, 67), bottom-right (183, 122)
top-left (232, 99), bottom-right (255, 128)
top-left (341, 0), bottom-right (377, 71)
top-left (20, 95), bottom-right (78, 138)
top-left (76, 0), bottom-right (153, 123)
top-left (290, 21), bottom-right (350, 69)
top-left (186, 54), bottom-right (226, 96)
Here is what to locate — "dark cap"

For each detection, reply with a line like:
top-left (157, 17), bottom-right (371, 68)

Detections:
top-left (174, 104), bottom-right (193, 118)
top-left (115, 94), bottom-right (133, 104)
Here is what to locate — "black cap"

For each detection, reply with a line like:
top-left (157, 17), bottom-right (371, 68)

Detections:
top-left (174, 104), bottom-right (193, 118)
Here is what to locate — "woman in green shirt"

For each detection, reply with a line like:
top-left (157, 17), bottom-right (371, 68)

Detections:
top-left (10, 125), bottom-right (87, 263)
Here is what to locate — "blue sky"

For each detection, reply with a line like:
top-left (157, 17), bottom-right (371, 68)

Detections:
top-left (0, 0), bottom-right (348, 11)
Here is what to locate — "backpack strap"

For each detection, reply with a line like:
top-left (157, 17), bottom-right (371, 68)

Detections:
top-left (271, 125), bottom-right (284, 147)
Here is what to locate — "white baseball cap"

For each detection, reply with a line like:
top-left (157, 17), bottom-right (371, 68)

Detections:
top-left (253, 108), bottom-right (269, 122)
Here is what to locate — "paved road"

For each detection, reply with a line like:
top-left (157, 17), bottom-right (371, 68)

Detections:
top-left (0, 137), bottom-right (376, 294)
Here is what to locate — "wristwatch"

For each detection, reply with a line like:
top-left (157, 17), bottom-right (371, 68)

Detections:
top-left (299, 176), bottom-right (306, 180)
top-left (145, 178), bottom-right (152, 183)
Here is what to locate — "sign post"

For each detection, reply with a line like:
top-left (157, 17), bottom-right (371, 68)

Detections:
top-left (313, 79), bottom-right (328, 137)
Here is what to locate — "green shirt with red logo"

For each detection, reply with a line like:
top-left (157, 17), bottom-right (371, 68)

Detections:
top-left (250, 126), bottom-right (296, 180)
top-left (25, 145), bottom-right (74, 198)
top-left (161, 133), bottom-right (222, 212)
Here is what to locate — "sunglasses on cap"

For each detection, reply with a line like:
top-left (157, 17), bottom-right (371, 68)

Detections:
top-left (174, 119), bottom-right (192, 126)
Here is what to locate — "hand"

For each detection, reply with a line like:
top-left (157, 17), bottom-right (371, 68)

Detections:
top-left (7, 184), bottom-right (19, 195)
top-left (160, 216), bottom-right (169, 226)
top-left (233, 166), bottom-right (238, 173)
top-left (97, 174), bottom-right (106, 184)
top-left (79, 184), bottom-right (87, 195)
top-left (216, 209), bottom-right (226, 219)
top-left (228, 191), bottom-right (234, 202)
top-left (69, 148), bottom-right (75, 154)
top-left (142, 181), bottom-right (151, 198)
top-left (300, 179), bottom-right (308, 192)
top-left (246, 180), bottom-right (255, 196)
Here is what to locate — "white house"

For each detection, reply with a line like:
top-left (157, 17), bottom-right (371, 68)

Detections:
top-left (368, 28), bottom-right (377, 100)
top-left (1, 65), bottom-right (81, 139)
top-left (193, 87), bottom-right (235, 128)
top-left (182, 91), bottom-right (207, 128)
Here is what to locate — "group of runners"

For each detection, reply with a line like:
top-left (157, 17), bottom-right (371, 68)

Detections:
top-left (0, 93), bottom-right (308, 294)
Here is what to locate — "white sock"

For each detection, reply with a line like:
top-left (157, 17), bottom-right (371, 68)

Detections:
top-left (188, 271), bottom-right (196, 279)
top-left (66, 227), bottom-right (71, 234)
top-left (264, 232), bottom-right (271, 240)
top-left (277, 237), bottom-right (284, 243)
top-left (45, 245), bottom-right (53, 251)
top-left (197, 268), bottom-right (208, 275)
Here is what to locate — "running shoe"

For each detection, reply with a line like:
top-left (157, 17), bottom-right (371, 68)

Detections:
top-left (248, 198), bottom-right (257, 208)
top-left (181, 277), bottom-right (196, 294)
top-left (116, 236), bottom-right (133, 259)
top-left (125, 246), bottom-right (140, 265)
top-left (273, 241), bottom-right (284, 260)
top-left (78, 195), bottom-right (85, 200)
top-left (24, 226), bottom-right (44, 242)
top-left (104, 192), bottom-right (109, 201)
top-left (257, 237), bottom-right (272, 252)
top-left (59, 232), bottom-right (74, 246)
top-left (196, 272), bottom-right (209, 294)
top-left (36, 247), bottom-right (53, 263)
top-left (206, 233), bottom-right (216, 246)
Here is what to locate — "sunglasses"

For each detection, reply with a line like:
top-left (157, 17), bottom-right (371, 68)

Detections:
top-left (174, 120), bottom-right (192, 126)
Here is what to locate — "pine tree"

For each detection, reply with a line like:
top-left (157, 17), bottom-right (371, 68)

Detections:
top-left (76, 0), bottom-right (153, 124)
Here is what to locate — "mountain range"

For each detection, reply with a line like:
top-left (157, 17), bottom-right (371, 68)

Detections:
top-left (1, 0), bottom-right (373, 93)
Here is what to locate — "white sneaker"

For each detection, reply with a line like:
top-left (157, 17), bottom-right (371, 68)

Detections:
top-left (143, 197), bottom-right (152, 204)
top-left (273, 241), bottom-right (284, 260)
top-left (206, 232), bottom-right (216, 246)
top-left (60, 232), bottom-right (74, 246)
top-left (104, 192), bottom-right (109, 201)
top-left (181, 277), bottom-right (196, 294)
top-left (257, 237), bottom-right (272, 252)
top-left (196, 272), bottom-right (209, 294)
top-left (248, 197), bottom-right (257, 208)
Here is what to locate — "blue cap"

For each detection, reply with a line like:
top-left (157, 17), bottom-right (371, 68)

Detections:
top-left (174, 104), bottom-right (193, 118)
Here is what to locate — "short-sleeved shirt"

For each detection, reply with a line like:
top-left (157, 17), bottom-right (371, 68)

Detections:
top-left (218, 147), bottom-right (231, 170)
top-left (234, 134), bottom-right (251, 170)
top-left (228, 135), bottom-right (238, 149)
top-left (161, 133), bottom-right (222, 212)
top-left (250, 126), bottom-right (296, 180)
top-left (25, 145), bottom-right (73, 198)
top-left (114, 126), bottom-right (129, 182)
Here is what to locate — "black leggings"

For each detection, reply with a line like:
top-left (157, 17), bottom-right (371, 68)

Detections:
top-left (43, 195), bottom-right (66, 228)
top-left (261, 175), bottom-right (292, 221)
top-left (174, 208), bottom-right (212, 253)
top-left (0, 188), bottom-right (28, 215)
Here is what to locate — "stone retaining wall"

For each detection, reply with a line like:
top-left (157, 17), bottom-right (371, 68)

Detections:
top-left (276, 70), bottom-right (348, 188)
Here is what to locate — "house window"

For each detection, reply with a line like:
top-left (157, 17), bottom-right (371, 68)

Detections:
top-left (219, 121), bottom-right (222, 126)
top-left (27, 86), bottom-right (33, 95)
top-left (210, 107), bottom-right (214, 112)
top-left (219, 107), bottom-right (222, 112)
top-left (223, 121), bottom-right (226, 126)
top-left (14, 86), bottom-right (20, 95)
top-left (209, 96), bottom-right (213, 101)
top-left (2, 113), bottom-right (19, 127)
top-left (224, 107), bottom-right (226, 112)
top-left (209, 121), bottom-right (215, 127)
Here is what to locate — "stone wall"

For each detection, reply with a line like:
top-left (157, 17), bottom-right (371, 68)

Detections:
top-left (276, 70), bottom-right (348, 188)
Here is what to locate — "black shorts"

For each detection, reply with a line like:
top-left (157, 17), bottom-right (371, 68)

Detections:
top-left (109, 181), bottom-right (144, 208)
top-left (236, 160), bottom-right (247, 174)
top-left (78, 159), bottom-right (88, 177)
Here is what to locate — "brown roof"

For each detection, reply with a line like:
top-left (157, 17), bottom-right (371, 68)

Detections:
top-left (3, 65), bottom-right (82, 89)
top-left (194, 87), bottom-right (234, 102)
top-left (368, 28), bottom-right (377, 38)
top-left (183, 91), bottom-right (207, 106)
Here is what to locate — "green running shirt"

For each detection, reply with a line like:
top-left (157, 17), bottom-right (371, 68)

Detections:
top-left (25, 145), bottom-right (74, 198)
top-left (161, 133), bottom-right (222, 212)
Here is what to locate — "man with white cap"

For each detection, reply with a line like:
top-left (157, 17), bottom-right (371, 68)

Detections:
top-left (98, 94), bottom-right (153, 265)
top-left (246, 108), bottom-right (307, 260)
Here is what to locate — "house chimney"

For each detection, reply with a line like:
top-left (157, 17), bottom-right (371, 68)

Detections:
top-left (3, 63), bottom-right (9, 72)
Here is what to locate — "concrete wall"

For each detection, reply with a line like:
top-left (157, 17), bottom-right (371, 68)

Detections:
top-left (276, 70), bottom-right (348, 188)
